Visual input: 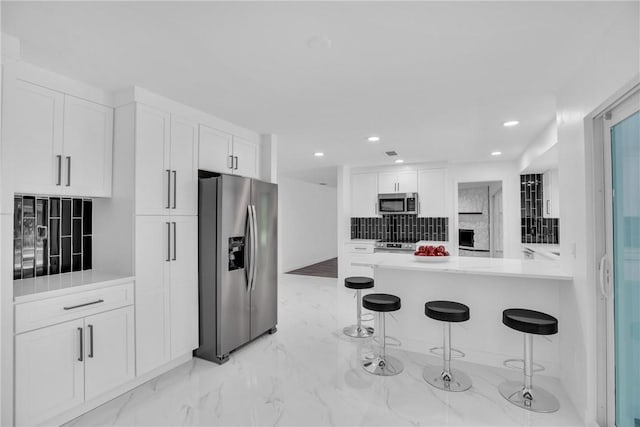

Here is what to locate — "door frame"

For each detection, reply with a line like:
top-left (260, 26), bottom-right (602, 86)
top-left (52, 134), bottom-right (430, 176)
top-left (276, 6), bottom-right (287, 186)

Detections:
top-left (588, 77), bottom-right (640, 427)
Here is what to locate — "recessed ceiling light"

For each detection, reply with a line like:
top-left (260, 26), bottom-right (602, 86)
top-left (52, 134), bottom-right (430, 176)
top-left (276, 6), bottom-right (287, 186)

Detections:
top-left (314, 152), bottom-right (324, 157)
top-left (503, 120), bottom-right (519, 127)
top-left (395, 159), bottom-right (404, 164)
top-left (367, 136), bottom-right (380, 142)
top-left (491, 151), bottom-right (502, 156)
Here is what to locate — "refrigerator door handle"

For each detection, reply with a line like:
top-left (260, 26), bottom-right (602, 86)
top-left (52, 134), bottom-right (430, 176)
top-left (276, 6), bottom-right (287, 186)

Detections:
top-left (246, 204), bottom-right (255, 290)
top-left (250, 205), bottom-right (258, 291)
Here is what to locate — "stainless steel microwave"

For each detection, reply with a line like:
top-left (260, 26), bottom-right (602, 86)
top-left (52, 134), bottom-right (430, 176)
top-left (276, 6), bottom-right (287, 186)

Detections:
top-left (377, 193), bottom-right (419, 215)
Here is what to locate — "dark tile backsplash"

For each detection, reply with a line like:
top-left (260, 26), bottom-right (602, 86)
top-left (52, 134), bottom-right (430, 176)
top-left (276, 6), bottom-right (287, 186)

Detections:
top-left (520, 174), bottom-right (559, 244)
top-left (351, 215), bottom-right (448, 241)
top-left (14, 195), bottom-right (93, 280)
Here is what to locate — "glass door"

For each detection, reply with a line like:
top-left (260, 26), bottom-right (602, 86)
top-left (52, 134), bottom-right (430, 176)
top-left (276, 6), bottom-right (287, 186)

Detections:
top-left (604, 90), bottom-right (640, 427)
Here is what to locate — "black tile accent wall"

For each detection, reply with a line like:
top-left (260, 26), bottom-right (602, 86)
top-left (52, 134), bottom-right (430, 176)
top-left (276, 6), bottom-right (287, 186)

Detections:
top-left (520, 174), bottom-right (559, 244)
top-left (14, 195), bottom-right (93, 280)
top-left (351, 215), bottom-right (448, 241)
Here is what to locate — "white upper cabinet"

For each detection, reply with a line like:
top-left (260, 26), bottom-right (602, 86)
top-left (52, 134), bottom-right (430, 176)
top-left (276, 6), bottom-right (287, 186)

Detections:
top-left (4, 80), bottom-right (64, 196)
top-left (62, 95), bottom-right (113, 197)
top-left (542, 169), bottom-right (560, 218)
top-left (378, 172), bottom-right (397, 194)
top-left (169, 116), bottom-right (198, 216)
top-left (378, 170), bottom-right (417, 193)
top-left (232, 136), bottom-right (258, 178)
top-left (199, 124), bottom-right (258, 178)
top-left (135, 105), bottom-right (198, 216)
top-left (199, 125), bottom-right (233, 173)
top-left (3, 78), bottom-right (114, 199)
top-left (135, 104), bottom-right (171, 215)
top-left (397, 171), bottom-right (418, 193)
top-left (351, 173), bottom-right (379, 217)
top-left (417, 168), bottom-right (448, 217)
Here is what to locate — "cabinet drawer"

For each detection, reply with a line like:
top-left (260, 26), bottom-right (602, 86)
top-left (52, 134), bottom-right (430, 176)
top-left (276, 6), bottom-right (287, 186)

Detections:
top-left (345, 243), bottom-right (375, 254)
top-left (15, 282), bottom-right (134, 334)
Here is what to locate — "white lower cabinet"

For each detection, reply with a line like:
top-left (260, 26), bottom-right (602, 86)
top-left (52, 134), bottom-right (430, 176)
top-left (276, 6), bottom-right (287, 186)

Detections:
top-left (14, 305), bottom-right (134, 426)
top-left (15, 319), bottom-right (85, 426)
top-left (343, 243), bottom-right (375, 278)
top-left (169, 216), bottom-right (199, 359)
top-left (135, 215), bottom-right (198, 374)
top-left (84, 307), bottom-right (135, 401)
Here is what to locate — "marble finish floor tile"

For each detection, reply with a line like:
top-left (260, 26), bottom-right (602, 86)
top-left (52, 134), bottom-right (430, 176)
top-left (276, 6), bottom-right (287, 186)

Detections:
top-left (65, 274), bottom-right (582, 427)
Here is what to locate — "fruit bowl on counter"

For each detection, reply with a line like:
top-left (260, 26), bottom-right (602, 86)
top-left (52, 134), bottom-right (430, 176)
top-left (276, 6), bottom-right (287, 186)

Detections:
top-left (413, 245), bottom-right (450, 263)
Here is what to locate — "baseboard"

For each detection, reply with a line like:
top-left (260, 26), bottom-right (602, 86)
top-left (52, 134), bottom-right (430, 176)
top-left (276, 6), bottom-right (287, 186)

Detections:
top-left (43, 353), bottom-right (193, 426)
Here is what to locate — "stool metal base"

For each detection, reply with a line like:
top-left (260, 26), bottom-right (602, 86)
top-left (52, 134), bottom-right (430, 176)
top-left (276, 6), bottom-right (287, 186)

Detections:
top-left (498, 380), bottom-right (560, 413)
top-left (343, 324), bottom-right (374, 338)
top-left (423, 364), bottom-right (472, 392)
top-left (362, 355), bottom-right (404, 376)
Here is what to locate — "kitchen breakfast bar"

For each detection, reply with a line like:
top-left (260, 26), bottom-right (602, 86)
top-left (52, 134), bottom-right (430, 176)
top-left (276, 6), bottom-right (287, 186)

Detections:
top-left (349, 254), bottom-right (573, 379)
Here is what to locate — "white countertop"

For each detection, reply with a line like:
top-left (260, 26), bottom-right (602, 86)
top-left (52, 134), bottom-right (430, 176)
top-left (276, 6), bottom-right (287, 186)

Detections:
top-left (347, 239), bottom-right (379, 244)
top-left (14, 270), bottom-right (135, 303)
top-left (351, 252), bottom-right (572, 281)
top-left (522, 243), bottom-right (560, 260)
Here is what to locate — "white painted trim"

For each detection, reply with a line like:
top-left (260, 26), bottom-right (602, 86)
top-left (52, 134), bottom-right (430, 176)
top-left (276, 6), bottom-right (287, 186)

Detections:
top-left (45, 353), bottom-right (194, 426)
top-left (585, 75), bottom-right (640, 427)
top-left (114, 87), bottom-right (260, 144)
top-left (2, 59), bottom-right (115, 107)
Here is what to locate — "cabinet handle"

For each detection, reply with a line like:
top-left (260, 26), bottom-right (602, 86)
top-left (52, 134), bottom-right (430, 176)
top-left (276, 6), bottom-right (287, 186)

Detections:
top-left (355, 247), bottom-right (367, 251)
top-left (88, 324), bottom-right (94, 358)
top-left (234, 156), bottom-right (239, 170)
top-left (66, 156), bottom-right (71, 186)
top-left (172, 222), bottom-right (177, 261)
top-left (166, 222), bottom-right (171, 262)
top-left (166, 170), bottom-right (171, 208)
top-left (228, 155), bottom-right (233, 169)
top-left (546, 200), bottom-right (550, 215)
top-left (63, 299), bottom-right (104, 310)
top-left (56, 155), bottom-right (62, 185)
top-left (172, 170), bottom-right (177, 209)
top-left (77, 327), bottom-right (84, 362)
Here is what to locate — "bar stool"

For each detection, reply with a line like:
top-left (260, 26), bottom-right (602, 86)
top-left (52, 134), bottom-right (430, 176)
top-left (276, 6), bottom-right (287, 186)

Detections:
top-left (362, 293), bottom-right (403, 376)
top-left (499, 308), bottom-right (559, 413)
top-left (423, 300), bottom-right (472, 392)
top-left (343, 277), bottom-right (375, 338)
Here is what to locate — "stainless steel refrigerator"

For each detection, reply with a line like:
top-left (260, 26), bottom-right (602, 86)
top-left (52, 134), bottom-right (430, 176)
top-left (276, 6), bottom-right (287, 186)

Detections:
top-left (196, 173), bottom-right (278, 364)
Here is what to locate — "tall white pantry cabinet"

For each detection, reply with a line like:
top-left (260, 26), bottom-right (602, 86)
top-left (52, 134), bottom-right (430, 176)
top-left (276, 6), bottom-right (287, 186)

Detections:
top-left (112, 101), bottom-right (200, 376)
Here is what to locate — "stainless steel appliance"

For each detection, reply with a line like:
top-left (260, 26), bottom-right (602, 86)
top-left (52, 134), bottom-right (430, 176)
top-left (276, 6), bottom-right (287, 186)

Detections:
top-left (374, 240), bottom-right (417, 253)
top-left (196, 173), bottom-right (278, 364)
top-left (377, 193), bottom-right (418, 214)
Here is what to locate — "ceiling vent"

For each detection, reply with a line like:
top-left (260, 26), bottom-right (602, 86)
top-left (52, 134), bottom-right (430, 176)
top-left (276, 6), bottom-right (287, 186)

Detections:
top-left (385, 151), bottom-right (398, 157)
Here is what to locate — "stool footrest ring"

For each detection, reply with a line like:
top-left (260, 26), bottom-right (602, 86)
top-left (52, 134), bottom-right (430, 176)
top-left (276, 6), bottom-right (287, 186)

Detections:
top-left (429, 346), bottom-right (465, 359)
top-left (503, 358), bottom-right (545, 373)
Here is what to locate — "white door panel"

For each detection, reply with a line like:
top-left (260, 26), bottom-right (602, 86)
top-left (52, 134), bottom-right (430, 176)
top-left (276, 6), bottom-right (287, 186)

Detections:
top-left (135, 104), bottom-right (171, 215)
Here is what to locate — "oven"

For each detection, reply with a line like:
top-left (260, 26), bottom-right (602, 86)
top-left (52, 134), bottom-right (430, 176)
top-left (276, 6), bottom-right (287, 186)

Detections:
top-left (459, 229), bottom-right (475, 248)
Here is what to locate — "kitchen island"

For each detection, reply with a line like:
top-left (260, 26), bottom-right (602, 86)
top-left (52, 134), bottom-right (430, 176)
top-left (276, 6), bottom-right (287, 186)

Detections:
top-left (349, 253), bottom-right (572, 378)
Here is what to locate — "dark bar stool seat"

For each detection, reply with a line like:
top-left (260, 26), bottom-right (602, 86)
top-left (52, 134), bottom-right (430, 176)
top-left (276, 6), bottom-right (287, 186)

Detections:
top-left (423, 300), bottom-right (472, 392)
top-left (362, 293), bottom-right (403, 376)
top-left (342, 277), bottom-right (375, 338)
top-left (499, 308), bottom-right (559, 413)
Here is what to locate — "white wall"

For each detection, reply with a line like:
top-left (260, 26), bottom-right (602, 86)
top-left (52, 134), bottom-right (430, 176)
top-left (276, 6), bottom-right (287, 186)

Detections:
top-left (554, 4), bottom-right (639, 425)
top-left (278, 176), bottom-right (338, 273)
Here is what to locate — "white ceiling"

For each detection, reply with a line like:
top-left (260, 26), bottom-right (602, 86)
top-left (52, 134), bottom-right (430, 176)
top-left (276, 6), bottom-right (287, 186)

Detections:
top-left (2, 1), bottom-right (634, 186)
